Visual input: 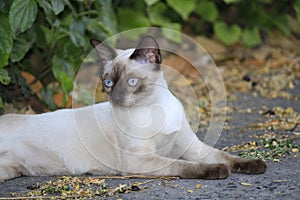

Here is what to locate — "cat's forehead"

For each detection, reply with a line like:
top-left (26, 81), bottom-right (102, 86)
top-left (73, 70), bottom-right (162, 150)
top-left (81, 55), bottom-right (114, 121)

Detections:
top-left (102, 61), bottom-right (124, 83)
top-left (102, 48), bottom-right (151, 78)
top-left (116, 48), bottom-right (135, 61)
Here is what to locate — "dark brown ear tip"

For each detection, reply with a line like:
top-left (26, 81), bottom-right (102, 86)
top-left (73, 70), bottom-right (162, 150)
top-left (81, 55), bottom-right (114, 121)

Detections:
top-left (90, 39), bottom-right (102, 48)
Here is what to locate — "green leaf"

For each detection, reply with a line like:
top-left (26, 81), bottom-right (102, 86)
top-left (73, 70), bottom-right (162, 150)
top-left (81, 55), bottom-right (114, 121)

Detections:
top-left (61, 13), bottom-right (72, 26)
top-left (118, 8), bottom-right (150, 31)
top-left (34, 25), bottom-right (46, 48)
top-left (40, 86), bottom-right (57, 110)
top-left (295, 0), bottom-right (300, 23)
top-left (148, 3), bottom-right (169, 25)
top-left (40, 26), bottom-right (54, 45)
top-left (147, 3), bottom-right (182, 43)
top-left (119, 29), bottom-right (149, 41)
top-left (242, 27), bottom-right (261, 47)
top-left (0, 0), bottom-right (13, 14)
top-left (223, 0), bottom-right (241, 4)
top-left (0, 97), bottom-right (3, 108)
top-left (51, 0), bottom-right (65, 15)
top-left (196, 1), bottom-right (218, 22)
top-left (162, 23), bottom-right (182, 43)
top-left (84, 0), bottom-right (117, 40)
top-left (144, 0), bottom-right (159, 6)
top-left (9, 0), bottom-right (38, 34)
top-left (0, 68), bottom-right (11, 85)
top-left (36, 0), bottom-right (55, 24)
top-left (0, 14), bottom-right (13, 67)
top-left (214, 22), bottom-right (241, 45)
top-left (52, 56), bottom-right (74, 94)
top-left (85, 18), bottom-right (110, 41)
top-left (166, 0), bottom-right (195, 20)
top-left (118, 8), bottom-right (151, 40)
top-left (69, 19), bottom-right (86, 47)
top-left (274, 15), bottom-right (291, 35)
top-left (11, 35), bottom-right (31, 62)
top-left (259, 0), bottom-right (272, 3)
top-left (98, 0), bottom-right (117, 35)
top-left (62, 40), bottom-right (83, 72)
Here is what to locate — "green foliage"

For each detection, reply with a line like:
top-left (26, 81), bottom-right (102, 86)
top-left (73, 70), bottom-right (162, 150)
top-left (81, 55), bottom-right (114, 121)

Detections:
top-left (0, 68), bottom-right (11, 85)
top-left (144, 0), bottom-right (159, 6)
top-left (166, 0), bottom-right (196, 20)
top-left (9, 0), bottom-right (38, 35)
top-left (0, 14), bottom-right (13, 67)
top-left (11, 35), bottom-right (31, 62)
top-left (0, 97), bottom-right (3, 109)
top-left (214, 22), bottom-right (241, 45)
top-left (242, 27), bottom-right (262, 47)
top-left (295, 0), bottom-right (300, 22)
top-left (0, 0), bottom-right (117, 109)
top-left (116, 0), bottom-right (298, 45)
top-left (0, 0), bottom-right (299, 110)
top-left (239, 138), bottom-right (300, 161)
top-left (195, 1), bottom-right (218, 22)
top-left (223, 0), bottom-right (241, 3)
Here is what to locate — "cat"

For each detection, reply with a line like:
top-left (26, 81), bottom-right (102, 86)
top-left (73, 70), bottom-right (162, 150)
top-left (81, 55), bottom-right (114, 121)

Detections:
top-left (0, 36), bottom-right (266, 181)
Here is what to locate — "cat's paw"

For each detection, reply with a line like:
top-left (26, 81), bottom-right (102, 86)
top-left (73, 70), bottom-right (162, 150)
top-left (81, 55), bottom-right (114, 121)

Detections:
top-left (199, 164), bottom-right (230, 180)
top-left (232, 159), bottom-right (267, 174)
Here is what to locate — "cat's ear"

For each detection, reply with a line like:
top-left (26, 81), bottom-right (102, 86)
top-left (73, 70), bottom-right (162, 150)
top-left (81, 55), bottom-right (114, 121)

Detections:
top-left (90, 39), bottom-right (117, 66)
top-left (129, 36), bottom-right (162, 70)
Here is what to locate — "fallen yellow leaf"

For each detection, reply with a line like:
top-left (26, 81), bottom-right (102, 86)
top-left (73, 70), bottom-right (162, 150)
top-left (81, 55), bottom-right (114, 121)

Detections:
top-left (293, 132), bottom-right (300, 135)
top-left (195, 184), bottom-right (201, 189)
top-left (285, 107), bottom-right (294, 114)
top-left (291, 148), bottom-right (299, 153)
top-left (273, 180), bottom-right (286, 183)
top-left (240, 182), bottom-right (252, 186)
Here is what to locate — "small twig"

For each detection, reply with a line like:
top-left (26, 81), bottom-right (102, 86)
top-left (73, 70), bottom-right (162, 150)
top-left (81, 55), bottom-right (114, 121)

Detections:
top-left (108, 184), bottom-right (128, 196)
top-left (289, 123), bottom-right (299, 132)
top-left (107, 178), bottom-right (169, 196)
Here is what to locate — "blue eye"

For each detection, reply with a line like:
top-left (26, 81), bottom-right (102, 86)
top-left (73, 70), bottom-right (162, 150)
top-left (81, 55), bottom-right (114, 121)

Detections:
top-left (104, 79), bottom-right (113, 87)
top-left (128, 78), bottom-right (138, 87)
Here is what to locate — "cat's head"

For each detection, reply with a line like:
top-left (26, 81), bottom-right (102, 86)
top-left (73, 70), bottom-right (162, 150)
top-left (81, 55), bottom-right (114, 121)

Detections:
top-left (90, 36), bottom-right (165, 107)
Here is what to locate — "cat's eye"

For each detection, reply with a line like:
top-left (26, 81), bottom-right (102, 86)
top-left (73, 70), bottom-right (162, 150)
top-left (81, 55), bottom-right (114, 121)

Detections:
top-left (104, 79), bottom-right (113, 87)
top-left (128, 78), bottom-right (138, 87)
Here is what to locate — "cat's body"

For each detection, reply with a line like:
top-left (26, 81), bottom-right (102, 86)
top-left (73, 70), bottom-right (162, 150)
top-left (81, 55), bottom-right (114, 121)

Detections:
top-left (0, 36), bottom-right (266, 181)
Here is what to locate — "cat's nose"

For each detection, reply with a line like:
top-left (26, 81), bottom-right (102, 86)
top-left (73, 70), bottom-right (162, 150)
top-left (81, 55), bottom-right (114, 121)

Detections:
top-left (111, 94), bottom-right (123, 105)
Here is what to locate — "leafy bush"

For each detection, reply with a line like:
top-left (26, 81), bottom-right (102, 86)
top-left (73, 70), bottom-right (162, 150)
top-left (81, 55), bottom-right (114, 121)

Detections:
top-left (117, 0), bottom-right (299, 45)
top-left (0, 0), bottom-right (117, 110)
top-left (0, 0), bottom-right (299, 111)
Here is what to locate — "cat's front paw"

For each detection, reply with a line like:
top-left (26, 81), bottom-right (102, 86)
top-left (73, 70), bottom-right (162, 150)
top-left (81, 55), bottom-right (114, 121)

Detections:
top-left (232, 159), bottom-right (267, 174)
top-left (199, 164), bottom-right (230, 180)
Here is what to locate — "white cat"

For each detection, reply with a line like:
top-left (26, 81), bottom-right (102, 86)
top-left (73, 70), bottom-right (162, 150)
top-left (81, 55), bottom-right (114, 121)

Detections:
top-left (0, 36), bottom-right (266, 181)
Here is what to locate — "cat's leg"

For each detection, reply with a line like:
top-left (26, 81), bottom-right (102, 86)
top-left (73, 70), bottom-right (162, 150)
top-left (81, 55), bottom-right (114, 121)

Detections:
top-left (0, 152), bottom-right (26, 181)
top-left (122, 153), bottom-right (230, 180)
top-left (174, 125), bottom-right (266, 174)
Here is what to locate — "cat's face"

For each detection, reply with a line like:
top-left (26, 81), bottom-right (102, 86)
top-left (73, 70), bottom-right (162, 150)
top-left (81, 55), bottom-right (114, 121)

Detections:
top-left (90, 36), bottom-right (163, 107)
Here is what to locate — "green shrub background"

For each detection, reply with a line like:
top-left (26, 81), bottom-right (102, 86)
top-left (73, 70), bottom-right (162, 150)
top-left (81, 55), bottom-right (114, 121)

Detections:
top-left (0, 0), bottom-right (299, 111)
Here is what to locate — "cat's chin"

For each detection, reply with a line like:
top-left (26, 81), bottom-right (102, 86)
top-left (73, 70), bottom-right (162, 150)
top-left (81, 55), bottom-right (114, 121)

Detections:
top-left (110, 100), bottom-right (135, 108)
top-left (109, 97), bottom-right (148, 108)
